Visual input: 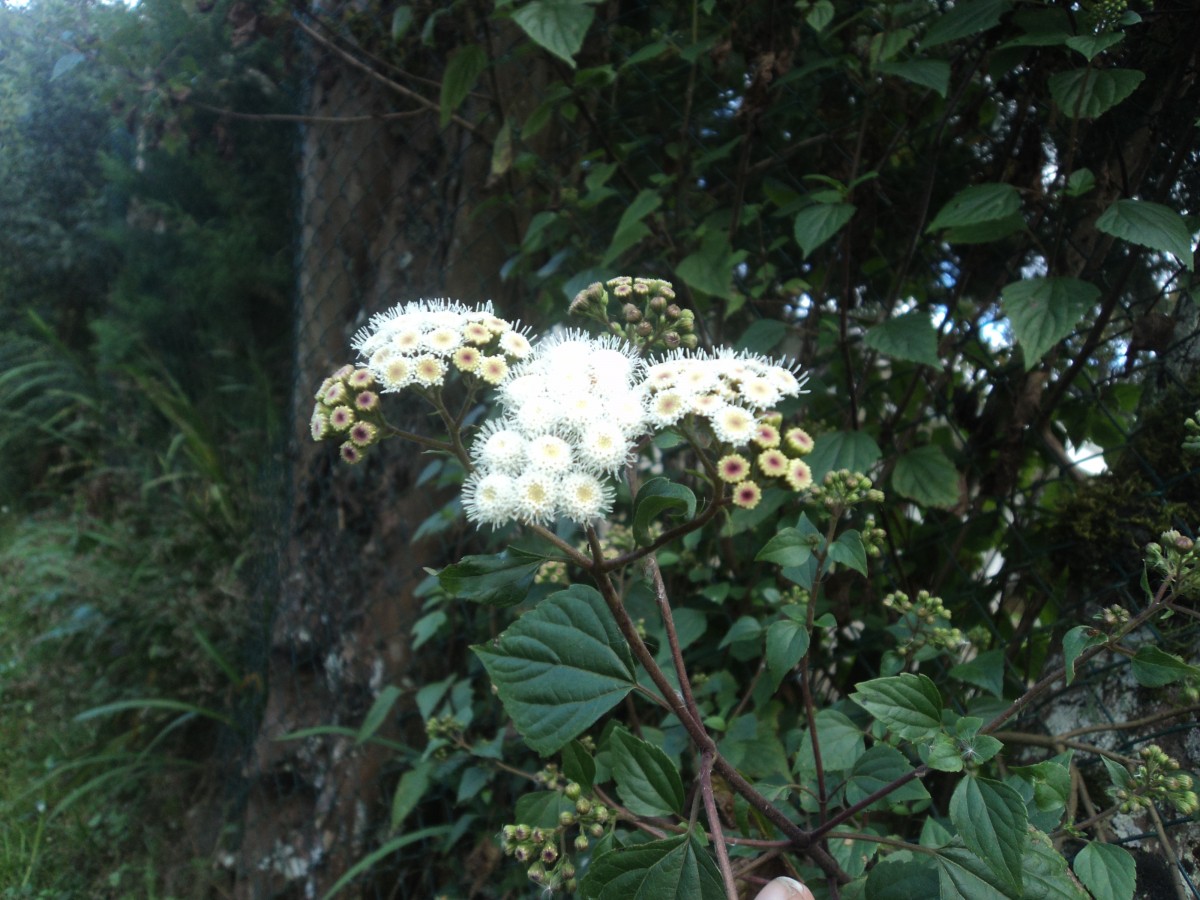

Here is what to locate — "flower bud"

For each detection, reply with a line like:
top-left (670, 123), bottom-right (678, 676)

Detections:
top-left (574, 834), bottom-right (590, 852)
top-left (636, 321), bottom-right (654, 337)
top-left (575, 798), bottom-right (592, 816)
top-left (590, 823), bottom-right (605, 838)
top-left (541, 845), bottom-right (559, 865)
top-left (623, 303), bottom-right (642, 323)
top-left (514, 824), bottom-right (532, 841)
top-left (649, 295), bottom-right (667, 313)
top-left (593, 804), bottom-right (610, 824)
top-left (565, 782), bottom-right (582, 801)
top-left (663, 331), bottom-right (681, 349)
top-left (527, 861), bottom-right (546, 883)
top-left (665, 304), bottom-right (682, 319)
top-left (559, 810), bottom-right (577, 828)
top-left (681, 333), bottom-right (699, 349)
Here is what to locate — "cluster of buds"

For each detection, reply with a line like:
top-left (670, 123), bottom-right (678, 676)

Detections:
top-left (500, 782), bottom-right (612, 893)
top-left (1094, 604), bottom-right (1132, 630)
top-left (1145, 529), bottom-right (1200, 599)
top-left (310, 365), bottom-right (385, 464)
top-left (424, 715), bottom-right (465, 760)
top-left (1184, 410), bottom-right (1200, 456)
top-left (860, 514), bottom-right (888, 558)
top-left (571, 276), bottom-right (697, 353)
top-left (882, 590), bottom-right (966, 658)
top-left (810, 469), bottom-right (885, 513)
top-left (1111, 744), bottom-right (1199, 816)
top-left (716, 420), bottom-right (816, 510)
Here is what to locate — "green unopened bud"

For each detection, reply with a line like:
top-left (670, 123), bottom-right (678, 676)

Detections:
top-left (649, 295), bottom-right (667, 313)
top-left (575, 797), bottom-right (592, 816)
top-left (514, 824), bottom-right (532, 841)
top-left (530, 827), bottom-right (547, 845)
top-left (623, 303), bottom-right (642, 323)
top-left (636, 321), bottom-right (654, 337)
top-left (663, 331), bottom-right (681, 349)
top-left (593, 804), bottom-right (610, 824)
top-left (559, 810), bottom-right (577, 827)
top-left (590, 823), bottom-right (605, 838)
top-left (541, 845), bottom-right (559, 865)
top-left (565, 782), bottom-right (582, 801)
top-left (527, 861), bottom-right (546, 883)
top-left (681, 333), bottom-right (699, 349)
top-left (665, 304), bottom-right (682, 319)
top-left (574, 834), bottom-right (590, 851)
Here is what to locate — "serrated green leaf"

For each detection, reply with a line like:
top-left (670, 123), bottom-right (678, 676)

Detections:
top-left (472, 584), bottom-right (636, 754)
top-left (437, 549), bottom-right (545, 607)
top-left (718, 615), bottom-right (763, 650)
top-left (602, 189), bottom-right (661, 264)
top-left (795, 709), bottom-right (865, 774)
top-left (892, 445), bottom-right (960, 508)
top-left (755, 527), bottom-right (814, 567)
top-left (1011, 759), bottom-right (1072, 813)
top-left (357, 684), bottom-right (403, 744)
top-left (793, 202), bottom-right (856, 257)
top-left (1025, 829), bottom-right (1091, 899)
top-left (845, 745), bottom-right (931, 808)
top-left (851, 673), bottom-right (943, 741)
top-left (943, 211), bottom-right (1025, 244)
top-left (1049, 68), bottom-right (1144, 119)
top-left (562, 739), bottom-right (596, 790)
top-left (1073, 842), bottom-right (1136, 900)
top-left (611, 727), bottom-right (685, 816)
top-left (1065, 32), bottom-right (1124, 62)
top-left (675, 229), bottom-right (746, 300)
top-left (827, 529), bottom-right (869, 576)
top-left (579, 834), bottom-right (726, 899)
top-left (863, 311), bottom-right (942, 366)
top-left (1096, 199), bottom-right (1195, 269)
top-left (933, 841), bottom-right (1017, 899)
top-left (949, 648), bottom-right (1006, 698)
top-left (805, 0), bottom-right (835, 32)
top-left (806, 430), bottom-right (882, 481)
top-left (1102, 756), bottom-right (1131, 790)
top-left (923, 732), bottom-right (966, 772)
top-left (633, 477), bottom-right (697, 546)
top-left (922, 0), bottom-right (1010, 48)
top-left (865, 856), bottom-right (940, 899)
top-left (515, 789), bottom-right (577, 828)
top-left (1065, 168), bottom-right (1096, 197)
top-left (765, 618), bottom-right (810, 691)
top-left (1062, 624), bottom-right (1106, 685)
top-left (927, 183), bottom-right (1021, 232)
top-left (735, 319), bottom-right (788, 353)
top-left (950, 776), bottom-right (1028, 893)
top-left (1130, 645), bottom-right (1200, 687)
top-left (439, 45), bottom-right (488, 127)
top-left (511, 0), bottom-right (597, 67)
top-left (876, 59), bottom-right (950, 97)
top-left (1001, 276), bottom-right (1100, 368)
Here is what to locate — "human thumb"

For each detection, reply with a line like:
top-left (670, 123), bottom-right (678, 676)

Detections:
top-left (752, 876), bottom-right (817, 900)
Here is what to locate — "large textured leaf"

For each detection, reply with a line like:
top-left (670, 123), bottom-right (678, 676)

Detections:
top-left (511, 0), bottom-right (597, 67)
top-left (1025, 829), bottom-right (1091, 900)
top-left (1000, 276), bottom-right (1100, 369)
top-left (891, 445), bottom-right (959, 508)
top-left (472, 584), bottom-right (636, 754)
top-left (845, 745), bottom-right (931, 809)
top-left (949, 776), bottom-right (1028, 894)
top-left (1096, 199), bottom-right (1195, 268)
top-left (580, 834), bottom-right (726, 899)
top-left (437, 549), bottom-right (545, 607)
top-left (863, 311), bottom-right (941, 366)
top-left (1129, 645), bottom-right (1200, 687)
top-left (611, 727), bottom-right (685, 816)
top-left (851, 673), bottom-right (943, 741)
top-left (515, 790), bottom-right (577, 828)
top-left (927, 183), bottom-right (1020, 232)
top-left (1049, 68), bottom-right (1144, 119)
top-left (765, 615), bottom-right (810, 691)
top-left (876, 59), bottom-right (950, 97)
top-left (922, 0), bottom-right (1010, 48)
top-left (1073, 842), bottom-right (1136, 900)
top-left (793, 202), bottom-right (856, 257)
top-left (865, 856), bottom-right (940, 899)
top-left (806, 430), bottom-right (882, 481)
top-left (755, 526), bottom-right (815, 567)
top-left (948, 648), bottom-right (1006, 698)
top-left (933, 842), bottom-right (1017, 899)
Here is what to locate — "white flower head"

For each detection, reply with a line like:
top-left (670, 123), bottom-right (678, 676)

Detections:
top-left (471, 422), bottom-right (527, 474)
top-left (515, 471), bottom-right (559, 524)
top-left (462, 471), bottom-right (518, 526)
top-left (527, 434), bottom-right (574, 473)
top-left (559, 472), bottom-right (615, 522)
top-left (711, 404), bottom-right (757, 446)
top-left (579, 422), bottom-right (633, 474)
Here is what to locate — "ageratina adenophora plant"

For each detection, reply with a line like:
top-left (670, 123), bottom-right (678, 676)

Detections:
top-left (311, 277), bottom-right (1199, 899)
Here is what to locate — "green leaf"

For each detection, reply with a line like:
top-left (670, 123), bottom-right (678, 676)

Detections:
top-left (943, 212), bottom-right (1025, 244)
top-left (1129, 645), bottom-right (1200, 687)
top-left (1010, 759), bottom-right (1072, 813)
top-left (876, 59), bottom-right (951, 98)
top-left (851, 673), bottom-right (943, 741)
top-left (1024, 829), bottom-right (1091, 899)
top-left (922, 0), bottom-right (1010, 48)
top-left (389, 760), bottom-right (434, 830)
top-left (633, 477), bottom-right (697, 546)
top-left (923, 732), bottom-right (966, 773)
top-left (1001, 276), bottom-right (1100, 368)
top-left (437, 549), bottom-right (545, 607)
top-left (845, 745), bottom-right (932, 809)
top-left (1062, 624), bottom-right (1106, 685)
top-left (862, 311), bottom-right (942, 366)
top-left (675, 229), bottom-right (746, 300)
top-left (603, 189), bottom-right (661, 264)
top-left (805, 0), bottom-right (835, 32)
top-left (718, 616), bottom-right (763, 650)
top-left (611, 728), bottom-right (686, 816)
top-left (735, 319), bottom-right (788, 353)
top-left (411, 610), bottom-right (446, 651)
top-left (806, 430), bottom-right (882, 481)
top-left (579, 834), bottom-right (726, 899)
top-left (439, 45), bottom-right (488, 127)
top-left (511, 0), bottom-right (597, 67)
top-left (1065, 168), bottom-right (1096, 197)
top-left (1096, 199), bottom-right (1195, 269)
top-left (793, 202), bottom-right (856, 257)
top-left (927, 183), bottom-right (1021, 232)
top-left (865, 856), bottom-right (940, 899)
top-left (515, 789), bottom-right (577, 828)
top-left (357, 685), bottom-right (403, 744)
top-left (765, 617), bottom-right (810, 691)
top-left (932, 841), bottom-right (1018, 899)
top-left (562, 739), bottom-right (596, 790)
top-left (1102, 756), bottom-right (1131, 791)
top-left (827, 530), bottom-right (869, 576)
top-left (755, 527), bottom-right (814, 568)
top-left (471, 584), bottom-right (636, 754)
top-left (1065, 33), bottom-right (1124, 62)
top-left (795, 709), bottom-right (865, 773)
top-left (1049, 68), bottom-right (1145, 119)
top-left (1073, 842), bottom-right (1136, 900)
top-left (949, 648), bottom-right (1006, 698)
top-left (319, 826), bottom-right (451, 900)
top-left (949, 776), bottom-right (1028, 893)
top-left (892, 445), bottom-right (960, 508)
top-left (390, 5), bottom-right (414, 40)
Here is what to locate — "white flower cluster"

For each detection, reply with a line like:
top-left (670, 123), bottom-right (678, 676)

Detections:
top-left (462, 331), bottom-right (647, 527)
top-left (640, 350), bottom-right (807, 446)
top-left (351, 299), bottom-right (532, 391)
